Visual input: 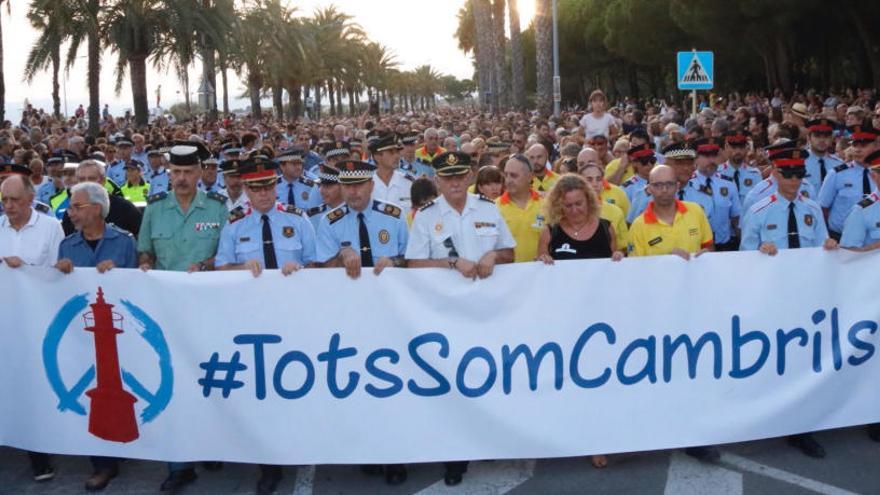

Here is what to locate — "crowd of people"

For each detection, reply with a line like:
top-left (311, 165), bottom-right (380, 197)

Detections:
top-left (2, 86), bottom-right (880, 493)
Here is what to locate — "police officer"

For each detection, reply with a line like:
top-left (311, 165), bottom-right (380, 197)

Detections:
top-left (197, 155), bottom-right (226, 194)
top-left (840, 149), bottom-right (880, 251)
top-left (742, 141), bottom-right (816, 214)
top-left (818, 123), bottom-right (879, 240)
top-left (405, 151), bottom-right (515, 485)
top-left (619, 144), bottom-right (655, 203)
top-left (399, 131), bottom-right (434, 177)
top-left (307, 164), bottom-right (343, 231)
top-left (370, 132), bottom-right (414, 218)
top-left (120, 161), bottom-right (150, 207)
top-left (804, 118), bottom-right (844, 192)
top-left (216, 156), bottom-right (316, 277)
top-left (692, 137), bottom-right (742, 250)
top-left (60, 160), bottom-right (142, 238)
top-left (137, 142), bottom-right (228, 491)
top-left (717, 129), bottom-right (762, 202)
top-left (106, 139), bottom-right (131, 186)
top-left (37, 154), bottom-right (66, 204)
top-left (627, 142), bottom-right (713, 224)
top-left (220, 158), bottom-right (250, 213)
top-left (145, 149), bottom-right (170, 196)
top-left (275, 148), bottom-right (321, 209)
top-left (316, 160), bottom-right (409, 281)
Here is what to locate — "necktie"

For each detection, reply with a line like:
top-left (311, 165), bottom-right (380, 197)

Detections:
top-left (357, 212), bottom-right (373, 267)
top-left (287, 183), bottom-right (295, 206)
top-left (787, 203), bottom-right (800, 249)
top-left (818, 158), bottom-right (826, 183)
top-left (706, 176), bottom-right (712, 191)
top-left (678, 189), bottom-right (684, 200)
top-left (261, 214), bottom-right (278, 269)
top-left (863, 167), bottom-right (870, 196)
top-left (733, 169), bottom-right (740, 191)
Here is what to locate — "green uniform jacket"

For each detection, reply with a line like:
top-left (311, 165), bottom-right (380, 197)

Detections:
top-left (137, 190), bottom-right (228, 271)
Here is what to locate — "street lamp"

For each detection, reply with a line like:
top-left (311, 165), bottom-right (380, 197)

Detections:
top-left (552, 0), bottom-right (561, 117)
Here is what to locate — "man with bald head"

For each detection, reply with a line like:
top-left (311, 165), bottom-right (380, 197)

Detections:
top-left (497, 154), bottom-right (545, 262)
top-left (629, 164), bottom-right (714, 260)
top-left (526, 143), bottom-right (557, 193)
top-left (577, 146), bottom-right (631, 217)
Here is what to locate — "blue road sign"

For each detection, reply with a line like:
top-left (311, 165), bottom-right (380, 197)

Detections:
top-left (677, 51), bottom-right (714, 90)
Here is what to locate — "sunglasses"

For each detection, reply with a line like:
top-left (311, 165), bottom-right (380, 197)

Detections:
top-left (778, 168), bottom-right (806, 179)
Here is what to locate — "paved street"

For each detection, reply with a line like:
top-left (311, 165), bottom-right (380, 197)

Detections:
top-left (1, 426), bottom-right (878, 494)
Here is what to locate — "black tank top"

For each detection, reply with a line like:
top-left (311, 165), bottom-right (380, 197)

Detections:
top-left (548, 219), bottom-right (612, 260)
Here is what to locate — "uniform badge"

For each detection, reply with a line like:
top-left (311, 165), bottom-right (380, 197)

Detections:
top-left (301, 191), bottom-right (309, 200)
top-left (744, 178), bottom-right (753, 186)
top-left (648, 236), bottom-right (663, 246)
top-left (767, 224), bottom-right (777, 230)
top-left (804, 214), bottom-right (813, 226)
top-left (801, 190), bottom-right (810, 198)
top-left (720, 187), bottom-right (728, 197)
top-left (607, 198), bottom-right (615, 204)
top-left (378, 229), bottom-right (390, 244)
top-left (532, 215), bottom-right (545, 229)
top-left (239, 237), bottom-right (251, 242)
top-left (434, 222), bottom-right (443, 233)
top-left (688, 228), bottom-right (698, 236)
top-left (282, 226), bottom-right (294, 238)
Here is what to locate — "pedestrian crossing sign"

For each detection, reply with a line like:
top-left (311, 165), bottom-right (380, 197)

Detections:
top-left (677, 51), bottom-right (714, 90)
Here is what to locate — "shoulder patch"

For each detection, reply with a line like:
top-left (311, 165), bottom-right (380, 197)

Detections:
top-left (307, 204), bottom-right (328, 216)
top-left (478, 194), bottom-right (495, 203)
top-left (834, 163), bottom-right (849, 173)
top-left (147, 191), bottom-right (168, 204)
top-left (33, 201), bottom-right (51, 214)
top-left (859, 196), bottom-right (876, 209)
top-left (719, 174), bottom-right (733, 182)
top-left (228, 206), bottom-right (246, 223)
top-left (327, 206), bottom-right (347, 224)
top-left (282, 204), bottom-right (306, 216)
top-left (419, 200), bottom-right (436, 212)
top-left (207, 191), bottom-right (227, 203)
top-left (298, 177), bottom-right (316, 187)
top-left (373, 200), bottom-right (402, 218)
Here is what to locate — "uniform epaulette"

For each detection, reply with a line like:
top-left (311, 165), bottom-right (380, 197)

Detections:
top-left (698, 184), bottom-right (713, 196)
top-left (281, 203), bottom-right (306, 216)
top-left (419, 200), bottom-right (436, 212)
top-left (298, 177), bottom-right (315, 187)
top-left (33, 201), bottom-right (51, 214)
top-left (752, 194), bottom-right (776, 214)
top-left (834, 163), bottom-right (850, 173)
top-left (107, 223), bottom-right (134, 237)
top-left (147, 191), bottom-right (168, 204)
top-left (621, 177), bottom-right (638, 188)
top-left (327, 206), bottom-right (347, 224)
top-left (307, 204), bottom-right (327, 216)
top-left (402, 172), bottom-right (415, 181)
top-left (373, 200), bottom-right (401, 218)
top-left (478, 194), bottom-right (495, 203)
top-left (206, 191), bottom-right (227, 203)
top-left (799, 189), bottom-right (811, 199)
top-left (228, 207), bottom-right (246, 224)
top-left (719, 174), bottom-right (734, 182)
top-left (400, 162), bottom-right (414, 172)
top-left (858, 196), bottom-right (876, 209)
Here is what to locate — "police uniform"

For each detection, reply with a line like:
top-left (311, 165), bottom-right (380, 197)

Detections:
top-left (315, 161), bottom-right (409, 266)
top-left (106, 159), bottom-right (127, 186)
top-left (219, 158), bottom-right (249, 213)
top-left (717, 161), bottom-right (762, 202)
top-left (145, 162), bottom-right (170, 196)
top-left (840, 150), bottom-right (880, 248)
top-left (818, 125), bottom-right (879, 237)
top-left (740, 149), bottom-right (829, 250)
top-left (307, 165), bottom-right (342, 232)
top-left (137, 143), bottom-right (228, 272)
top-left (406, 152), bottom-right (516, 263)
top-left (691, 138), bottom-right (742, 249)
top-left (37, 155), bottom-right (65, 204)
top-left (215, 163), bottom-right (316, 269)
top-left (58, 223), bottom-right (138, 268)
top-left (369, 133), bottom-right (415, 218)
top-left (804, 119), bottom-right (844, 192)
top-left (627, 175), bottom-right (713, 224)
top-left (275, 149), bottom-right (321, 210)
top-left (621, 174), bottom-right (646, 203)
top-left (197, 156), bottom-right (227, 194)
top-left (399, 134), bottom-right (434, 178)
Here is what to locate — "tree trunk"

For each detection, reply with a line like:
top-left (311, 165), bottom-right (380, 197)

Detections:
top-left (335, 80), bottom-right (343, 115)
top-left (129, 53), bottom-right (150, 128)
top-left (221, 64), bottom-right (229, 114)
top-left (182, 70), bottom-right (191, 112)
top-left (290, 84), bottom-right (302, 120)
top-left (534, 0), bottom-right (553, 116)
top-left (626, 63), bottom-right (639, 100)
top-left (87, 0), bottom-right (100, 136)
top-left (491, 0), bottom-right (509, 109)
top-left (471, 0), bottom-right (495, 112)
top-left (314, 83), bottom-right (322, 119)
top-left (51, 44), bottom-right (61, 119)
top-left (327, 81), bottom-right (336, 116)
top-left (272, 83), bottom-right (283, 118)
top-left (847, 4), bottom-right (880, 87)
top-left (248, 71), bottom-right (262, 119)
top-left (348, 88), bottom-right (356, 114)
top-left (508, 0), bottom-right (526, 109)
top-left (774, 36), bottom-right (792, 93)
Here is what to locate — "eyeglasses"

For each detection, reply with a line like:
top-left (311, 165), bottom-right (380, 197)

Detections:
top-left (649, 181), bottom-right (677, 190)
top-left (778, 168), bottom-right (807, 179)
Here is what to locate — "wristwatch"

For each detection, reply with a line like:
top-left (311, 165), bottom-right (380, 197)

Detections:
top-left (448, 257), bottom-right (458, 269)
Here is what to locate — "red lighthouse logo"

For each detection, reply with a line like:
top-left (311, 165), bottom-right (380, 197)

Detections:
top-left (83, 287), bottom-right (139, 443)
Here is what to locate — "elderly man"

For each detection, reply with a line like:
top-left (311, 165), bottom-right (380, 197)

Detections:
top-left (0, 172), bottom-right (64, 483)
top-left (60, 160), bottom-right (142, 237)
top-left (414, 127), bottom-right (446, 162)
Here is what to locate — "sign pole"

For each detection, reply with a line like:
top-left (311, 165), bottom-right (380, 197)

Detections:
top-left (692, 90), bottom-right (697, 118)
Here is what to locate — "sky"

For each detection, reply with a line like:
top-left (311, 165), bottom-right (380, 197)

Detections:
top-left (1, 0), bottom-right (536, 120)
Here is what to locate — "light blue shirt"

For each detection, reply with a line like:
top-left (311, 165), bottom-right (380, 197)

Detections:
top-left (693, 172), bottom-right (742, 244)
top-left (106, 159), bottom-right (127, 186)
top-left (400, 157), bottom-right (434, 178)
top-left (742, 176), bottom-right (816, 216)
top-left (620, 175), bottom-right (646, 203)
top-left (316, 200), bottom-right (409, 264)
top-left (627, 178), bottom-right (713, 224)
top-left (36, 180), bottom-right (58, 204)
top-left (817, 162), bottom-right (877, 233)
top-left (804, 150), bottom-right (843, 193)
top-left (740, 194), bottom-right (828, 250)
top-left (276, 176), bottom-right (321, 210)
top-left (215, 203), bottom-right (316, 267)
top-left (146, 168), bottom-right (170, 196)
top-left (58, 224), bottom-right (138, 268)
top-left (840, 192), bottom-right (880, 248)
top-left (717, 161), bottom-right (763, 202)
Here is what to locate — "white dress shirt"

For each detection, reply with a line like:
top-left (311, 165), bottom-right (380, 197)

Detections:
top-left (0, 209), bottom-right (65, 266)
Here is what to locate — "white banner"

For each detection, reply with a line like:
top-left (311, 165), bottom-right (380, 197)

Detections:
top-left (1, 248), bottom-right (879, 465)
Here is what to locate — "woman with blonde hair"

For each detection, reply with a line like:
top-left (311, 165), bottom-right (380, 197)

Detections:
top-left (537, 173), bottom-right (625, 263)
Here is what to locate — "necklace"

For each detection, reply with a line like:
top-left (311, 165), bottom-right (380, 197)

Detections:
top-left (569, 219), bottom-right (590, 236)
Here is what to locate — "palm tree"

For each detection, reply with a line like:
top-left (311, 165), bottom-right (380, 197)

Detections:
top-left (310, 6), bottom-right (365, 116)
top-left (508, 0), bottom-right (526, 109)
top-left (470, 0), bottom-right (495, 112)
top-left (359, 42), bottom-right (398, 114)
top-left (491, 0), bottom-right (509, 109)
top-left (25, 0), bottom-right (68, 118)
top-left (535, 0), bottom-right (553, 116)
top-left (0, 0), bottom-right (9, 123)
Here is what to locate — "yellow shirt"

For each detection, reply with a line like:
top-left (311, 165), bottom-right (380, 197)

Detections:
top-left (630, 200), bottom-right (713, 257)
top-left (600, 202), bottom-right (629, 253)
top-left (414, 145), bottom-right (446, 163)
top-left (599, 179), bottom-right (630, 218)
top-left (531, 170), bottom-right (559, 195)
top-left (496, 190), bottom-right (545, 262)
top-left (604, 158), bottom-right (635, 184)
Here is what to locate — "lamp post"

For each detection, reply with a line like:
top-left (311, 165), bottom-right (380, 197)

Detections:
top-left (552, 0), bottom-right (561, 118)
